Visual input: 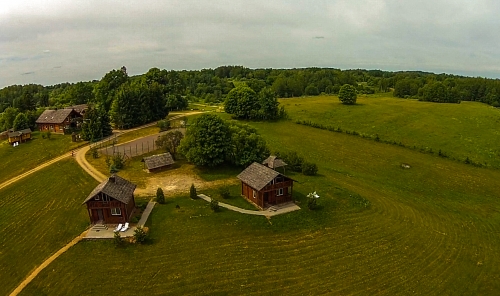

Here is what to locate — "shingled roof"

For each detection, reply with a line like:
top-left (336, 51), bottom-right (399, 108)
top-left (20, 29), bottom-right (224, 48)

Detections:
top-left (8, 128), bottom-right (32, 138)
top-left (82, 175), bottom-right (136, 204)
top-left (142, 153), bottom-right (175, 170)
top-left (65, 104), bottom-right (87, 114)
top-left (237, 162), bottom-right (282, 191)
top-left (262, 155), bottom-right (287, 169)
top-left (36, 108), bottom-right (75, 124)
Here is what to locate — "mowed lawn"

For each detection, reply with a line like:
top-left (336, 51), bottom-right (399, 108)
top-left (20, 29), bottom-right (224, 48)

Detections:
top-left (22, 121), bottom-right (500, 295)
top-left (282, 94), bottom-right (500, 167)
top-left (0, 159), bottom-right (97, 296)
top-left (0, 132), bottom-right (83, 184)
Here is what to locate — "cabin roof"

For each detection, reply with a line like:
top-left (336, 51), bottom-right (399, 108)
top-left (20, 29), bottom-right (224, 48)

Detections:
top-left (237, 162), bottom-right (284, 191)
top-left (262, 155), bottom-right (287, 169)
top-left (64, 104), bottom-right (87, 114)
top-left (142, 152), bottom-right (175, 170)
top-left (36, 108), bottom-right (76, 124)
top-left (82, 175), bottom-right (136, 204)
top-left (8, 128), bottom-right (32, 138)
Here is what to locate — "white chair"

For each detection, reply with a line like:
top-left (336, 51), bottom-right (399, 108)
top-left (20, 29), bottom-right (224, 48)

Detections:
top-left (114, 223), bottom-right (123, 232)
top-left (120, 222), bottom-right (129, 232)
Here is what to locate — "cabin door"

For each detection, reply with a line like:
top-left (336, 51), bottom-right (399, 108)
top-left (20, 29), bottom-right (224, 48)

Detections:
top-left (264, 192), bottom-right (269, 204)
top-left (97, 209), bottom-right (104, 222)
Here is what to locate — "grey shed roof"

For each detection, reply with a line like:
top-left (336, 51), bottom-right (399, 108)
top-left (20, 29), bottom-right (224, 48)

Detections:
top-left (262, 155), bottom-right (287, 169)
top-left (142, 153), bottom-right (175, 170)
top-left (36, 109), bottom-right (75, 124)
top-left (82, 175), bottom-right (136, 204)
top-left (237, 162), bottom-right (282, 191)
top-left (8, 128), bottom-right (32, 137)
top-left (65, 104), bottom-right (88, 114)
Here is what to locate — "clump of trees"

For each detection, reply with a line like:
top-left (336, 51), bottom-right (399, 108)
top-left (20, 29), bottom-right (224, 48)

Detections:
top-left (276, 150), bottom-right (318, 176)
top-left (80, 105), bottom-right (112, 141)
top-left (179, 114), bottom-right (269, 167)
top-left (224, 85), bottom-right (285, 120)
top-left (155, 130), bottom-right (184, 159)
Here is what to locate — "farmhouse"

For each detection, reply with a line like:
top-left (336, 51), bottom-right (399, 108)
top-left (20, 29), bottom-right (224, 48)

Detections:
top-left (82, 175), bottom-right (136, 224)
top-left (237, 162), bottom-right (294, 209)
top-left (142, 152), bottom-right (175, 172)
top-left (8, 128), bottom-right (32, 144)
top-left (36, 107), bottom-right (84, 134)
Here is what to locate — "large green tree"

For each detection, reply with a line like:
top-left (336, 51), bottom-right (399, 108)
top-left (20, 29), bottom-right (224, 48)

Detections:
top-left (0, 107), bottom-right (19, 131)
top-left (338, 84), bottom-right (357, 105)
top-left (224, 85), bottom-right (259, 119)
top-left (81, 106), bottom-right (112, 141)
top-left (179, 114), bottom-right (231, 167)
top-left (94, 68), bottom-right (128, 111)
top-left (228, 122), bottom-right (269, 167)
top-left (156, 130), bottom-right (184, 159)
top-left (258, 88), bottom-right (280, 120)
top-left (13, 113), bottom-right (29, 131)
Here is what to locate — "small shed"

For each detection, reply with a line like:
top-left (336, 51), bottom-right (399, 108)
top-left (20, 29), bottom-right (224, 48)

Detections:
top-left (262, 155), bottom-right (287, 170)
top-left (142, 152), bottom-right (175, 172)
top-left (237, 162), bottom-right (294, 209)
top-left (82, 175), bottom-right (136, 224)
top-left (8, 128), bottom-right (32, 144)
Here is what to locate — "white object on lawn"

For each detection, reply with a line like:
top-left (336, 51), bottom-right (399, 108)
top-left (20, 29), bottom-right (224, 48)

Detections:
top-left (114, 223), bottom-right (123, 232)
top-left (120, 222), bottom-right (129, 232)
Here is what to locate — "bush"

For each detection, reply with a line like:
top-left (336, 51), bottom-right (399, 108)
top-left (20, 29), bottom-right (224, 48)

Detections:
top-left (302, 162), bottom-right (318, 176)
top-left (219, 185), bottom-right (230, 199)
top-left (307, 197), bottom-right (317, 210)
top-left (112, 152), bottom-right (125, 169)
top-left (91, 147), bottom-right (99, 159)
top-left (157, 119), bottom-right (171, 131)
top-left (109, 164), bottom-right (118, 173)
top-left (130, 216), bottom-right (139, 223)
top-left (113, 231), bottom-right (123, 247)
top-left (45, 131), bottom-right (52, 139)
top-left (156, 187), bottom-right (165, 204)
top-left (210, 198), bottom-right (220, 212)
top-left (279, 151), bottom-right (304, 172)
top-left (133, 226), bottom-right (149, 244)
top-left (190, 183), bottom-right (197, 199)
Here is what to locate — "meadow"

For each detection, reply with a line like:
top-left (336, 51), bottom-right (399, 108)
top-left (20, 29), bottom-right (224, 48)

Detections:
top-left (0, 159), bottom-right (97, 296)
top-left (0, 132), bottom-right (83, 184)
top-left (281, 94), bottom-right (500, 168)
top-left (20, 114), bottom-right (500, 295)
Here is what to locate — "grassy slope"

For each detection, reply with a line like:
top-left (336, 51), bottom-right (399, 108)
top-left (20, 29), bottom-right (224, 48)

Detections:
top-left (22, 121), bottom-right (500, 295)
top-left (0, 159), bottom-right (97, 296)
top-left (282, 94), bottom-right (500, 167)
top-left (0, 132), bottom-right (83, 184)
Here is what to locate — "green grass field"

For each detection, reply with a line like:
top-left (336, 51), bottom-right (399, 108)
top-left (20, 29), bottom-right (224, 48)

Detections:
top-left (281, 94), bottom-right (500, 168)
top-left (20, 118), bottom-right (500, 295)
top-left (0, 132), bottom-right (84, 184)
top-left (0, 159), bottom-right (97, 296)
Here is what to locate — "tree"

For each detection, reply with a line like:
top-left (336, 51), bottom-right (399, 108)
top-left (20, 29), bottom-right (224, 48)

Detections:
top-left (179, 114), bottom-right (231, 167)
top-left (210, 197), bottom-right (220, 212)
top-left (0, 107), bottom-right (19, 131)
top-left (80, 105), bottom-right (112, 141)
top-left (156, 187), bottom-right (165, 204)
top-left (94, 69), bottom-right (128, 111)
top-left (133, 226), bottom-right (149, 244)
top-left (228, 122), bottom-right (269, 167)
top-left (258, 88), bottom-right (280, 120)
top-left (155, 130), bottom-right (184, 159)
top-left (338, 84), bottom-right (357, 104)
top-left (224, 85), bottom-right (259, 119)
top-left (190, 183), bottom-right (197, 199)
top-left (13, 113), bottom-right (29, 131)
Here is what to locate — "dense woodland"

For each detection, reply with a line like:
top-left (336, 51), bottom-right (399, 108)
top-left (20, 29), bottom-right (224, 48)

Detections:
top-left (1, 66), bottom-right (500, 133)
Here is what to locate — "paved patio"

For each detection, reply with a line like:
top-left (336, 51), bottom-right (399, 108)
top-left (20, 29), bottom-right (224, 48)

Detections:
top-left (84, 201), bottom-right (156, 239)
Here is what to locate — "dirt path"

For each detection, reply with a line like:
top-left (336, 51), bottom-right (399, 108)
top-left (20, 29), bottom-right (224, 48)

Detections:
top-left (8, 230), bottom-right (89, 296)
top-left (75, 145), bottom-right (107, 182)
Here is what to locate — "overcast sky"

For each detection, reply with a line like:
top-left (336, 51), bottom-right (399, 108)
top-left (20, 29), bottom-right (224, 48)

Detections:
top-left (1, 0), bottom-right (500, 87)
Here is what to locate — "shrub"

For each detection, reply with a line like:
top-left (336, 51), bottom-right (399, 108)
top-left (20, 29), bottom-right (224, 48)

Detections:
top-left (279, 151), bottom-right (304, 172)
top-left (109, 164), bottom-right (118, 173)
top-left (133, 226), bottom-right (149, 244)
top-left (91, 147), bottom-right (99, 159)
top-left (41, 133), bottom-right (46, 139)
top-left (190, 183), bottom-right (197, 199)
top-left (130, 216), bottom-right (139, 223)
top-left (307, 196), bottom-right (317, 210)
top-left (112, 152), bottom-right (125, 169)
top-left (219, 185), bottom-right (230, 199)
top-left (157, 119), bottom-right (171, 131)
top-left (113, 231), bottom-right (123, 247)
top-left (302, 162), bottom-right (318, 176)
top-left (46, 131), bottom-right (52, 139)
top-left (210, 198), bottom-right (220, 212)
top-left (156, 187), bottom-right (165, 204)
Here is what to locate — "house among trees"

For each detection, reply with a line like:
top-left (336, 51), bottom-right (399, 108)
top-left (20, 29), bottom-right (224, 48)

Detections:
top-left (36, 105), bottom-right (86, 134)
top-left (262, 155), bottom-right (287, 171)
top-left (237, 162), bottom-right (294, 209)
top-left (142, 152), bottom-right (175, 172)
top-left (82, 175), bottom-right (136, 224)
top-left (8, 128), bottom-right (32, 144)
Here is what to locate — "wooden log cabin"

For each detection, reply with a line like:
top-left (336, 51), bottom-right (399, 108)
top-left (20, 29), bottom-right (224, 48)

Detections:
top-left (237, 162), bottom-right (295, 209)
top-left (82, 175), bottom-right (136, 225)
top-left (36, 105), bottom-right (86, 134)
top-left (8, 128), bottom-right (32, 144)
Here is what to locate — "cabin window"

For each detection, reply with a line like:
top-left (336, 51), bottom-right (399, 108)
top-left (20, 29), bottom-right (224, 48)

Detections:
top-left (276, 188), bottom-right (283, 196)
top-left (50, 125), bottom-right (54, 130)
top-left (253, 190), bottom-right (257, 199)
top-left (95, 195), bottom-right (100, 201)
top-left (102, 194), bottom-right (110, 202)
top-left (270, 179), bottom-right (275, 185)
top-left (111, 208), bottom-right (122, 216)
top-left (276, 176), bottom-right (284, 183)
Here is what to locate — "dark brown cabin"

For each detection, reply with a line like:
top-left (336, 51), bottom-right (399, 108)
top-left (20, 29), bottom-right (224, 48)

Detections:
top-left (82, 175), bottom-right (136, 224)
top-left (142, 152), bottom-right (175, 172)
top-left (237, 162), bottom-right (294, 209)
top-left (36, 107), bottom-right (84, 134)
top-left (8, 128), bottom-right (32, 144)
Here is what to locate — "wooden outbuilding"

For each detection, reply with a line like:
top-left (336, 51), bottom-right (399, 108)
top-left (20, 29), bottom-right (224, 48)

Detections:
top-left (8, 128), bottom-right (32, 144)
top-left (82, 175), bottom-right (136, 224)
top-left (142, 152), bottom-right (175, 172)
top-left (36, 107), bottom-right (84, 134)
top-left (237, 162), bottom-right (294, 209)
top-left (262, 155), bottom-right (287, 172)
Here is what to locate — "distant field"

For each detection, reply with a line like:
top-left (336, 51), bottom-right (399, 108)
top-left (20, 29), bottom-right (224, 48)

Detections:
top-left (281, 94), bottom-right (500, 167)
top-left (0, 159), bottom-right (97, 296)
top-left (0, 131), bottom-right (83, 184)
top-left (22, 120), bottom-right (500, 295)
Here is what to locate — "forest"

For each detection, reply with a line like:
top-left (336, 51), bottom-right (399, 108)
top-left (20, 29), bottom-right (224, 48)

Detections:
top-left (1, 66), bottom-right (499, 133)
